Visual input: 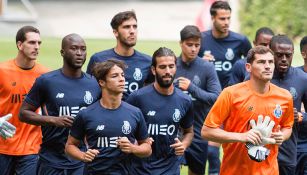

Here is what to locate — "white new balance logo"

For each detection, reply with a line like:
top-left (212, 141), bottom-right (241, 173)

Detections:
top-left (56, 93), bottom-right (64, 98)
top-left (147, 111), bottom-right (156, 116)
top-left (96, 125), bottom-right (105, 131)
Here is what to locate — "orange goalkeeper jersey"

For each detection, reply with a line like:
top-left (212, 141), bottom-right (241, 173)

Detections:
top-left (0, 59), bottom-right (48, 155)
top-left (204, 81), bottom-right (294, 175)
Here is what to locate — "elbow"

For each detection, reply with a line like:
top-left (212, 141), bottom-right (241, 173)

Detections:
top-left (18, 109), bottom-right (27, 123)
top-left (201, 125), bottom-right (210, 140)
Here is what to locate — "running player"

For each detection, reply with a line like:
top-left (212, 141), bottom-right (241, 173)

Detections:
top-left (268, 35), bottom-right (307, 175)
top-left (229, 27), bottom-right (274, 85)
top-left (86, 10), bottom-right (152, 100)
top-left (175, 25), bottom-right (221, 175)
top-left (126, 47), bottom-right (194, 174)
top-left (202, 46), bottom-right (294, 175)
top-left (297, 36), bottom-right (307, 72)
top-left (65, 59), bottom-right (152, 174)
top-left (0, 26), bottom-right (48, 175)
top-left (19, 34), bottom-right (101, 175)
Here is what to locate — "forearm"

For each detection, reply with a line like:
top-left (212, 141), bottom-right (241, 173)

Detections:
top-left (19, 109), bottom-right (55, 126)
top-left (131, 142), bottom-right (152, 158)
top-left (65, 143), bottom-right (84, 161)
top-left (201, 125), bottom-right (245, 143)
top-left (181, 130), bottom-right (194, 149)
top-left (281, 127), bottom-right (292, 141)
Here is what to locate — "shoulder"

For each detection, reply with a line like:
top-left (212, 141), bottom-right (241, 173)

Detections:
top-left (91, 49), bottom-right (114, 60)
top-left (195, 57), bottom-right (215, 68)
top-left (133, 50), bottom-right (152, 61)
top-left (0, 60), bottom-right (14, 71)
top-left (270, 83), bottom-right (293, 100)
top-left (34, 63), bottom-right (49, 74)
top-left (174, 88), bottom-right (192, 103)
top-left (228, 31), bottom-right (249, 41)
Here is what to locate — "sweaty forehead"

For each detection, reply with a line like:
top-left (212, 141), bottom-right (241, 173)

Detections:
top-left (274, 43), bottom-right (293, 52)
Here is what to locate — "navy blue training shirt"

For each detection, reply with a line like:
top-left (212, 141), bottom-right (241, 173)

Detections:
top-left (25, 69), bottom-right (101, 169)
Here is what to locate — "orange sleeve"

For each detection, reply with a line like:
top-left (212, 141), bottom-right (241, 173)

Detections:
top-left (280, 97), bottom-right (294, 128)
top-left (204, 89), bottom-right (232, 128)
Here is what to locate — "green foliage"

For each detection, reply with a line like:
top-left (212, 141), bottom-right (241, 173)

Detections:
top-left (240, 0), bottom-right (307, 40)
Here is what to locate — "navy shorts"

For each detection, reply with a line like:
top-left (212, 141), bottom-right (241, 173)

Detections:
top-left (184, 140), bottom-right (208, 175)
top-left (0, 154), bottom-right (38, 175)
top-left (296, 152), bottom-right (307, 175)
top-left (37, 159), bottom-right (84, 175)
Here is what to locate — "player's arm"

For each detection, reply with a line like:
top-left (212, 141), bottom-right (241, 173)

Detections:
top-left (170, 126), bottom-right (194, 156)
top-left (117, 137), bottom-right (152, 157)
top-left (228, 59), bottom-right (246, 86)
top-left (201, 125), bottom-right (263, 145)
top-left (65, 135), bottom-right (99, 162)
top-left (19, 101), bottom-right (74, 127)
top-left (271, 125), bottom-right (292, 145)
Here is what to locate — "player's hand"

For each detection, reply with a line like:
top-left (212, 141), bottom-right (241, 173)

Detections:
top-left (250, 115), bottom-right (275, 145)
top-left (0, 114), bottom-right (16, 139)
top-left (243, 129), bottom-right (262, 145)
top-left (170, 138), bottom-right (186, 156)
top-left (271, 125), bottom-right (284, 145)
top-left (51, 116), bottom-right (74, 127)
top-left (245, 142), bottom-right (270, 162)
top-left (146, 137), bottom-right (154, 145)
top-left (202, 51), bottom-right (215, 62)
top-left (176, 77), bottom-right (191, 91)
top-left (294, 108), bottom-right (303, 123)
top-left (117, 137), bottom-right (134, 154)
top-left (82, 149), bottom-right (99, 162)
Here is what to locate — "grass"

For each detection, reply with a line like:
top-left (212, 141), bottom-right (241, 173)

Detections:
top-left (0, 37), bottom-right (303, 175)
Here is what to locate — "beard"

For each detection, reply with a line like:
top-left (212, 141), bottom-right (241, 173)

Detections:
top-left (118, 34), bottom-right (136, 48)
top-left (156, 73), bottom-right (175, 88)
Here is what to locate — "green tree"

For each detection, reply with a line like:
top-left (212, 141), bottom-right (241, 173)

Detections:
top-left (240, 0), bottom-right (307, 40)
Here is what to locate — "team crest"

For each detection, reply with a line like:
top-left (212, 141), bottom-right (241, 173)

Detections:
top-left (192, 75), bottom-right (201, 86)
top-left (84, 91), bottom-right (93, 105)
top-left (289, 87), bottom-right (297, 99)
top-left (133, 68), bottom-right (142, 81)
top-left (225, 48), bottom-right (234, 60)
top-left (172, 109), bottom-right (181, 122)
top-left (122, 121), bottom-right (131, 134)
top-left (273, 104), bottom-right (282, 118)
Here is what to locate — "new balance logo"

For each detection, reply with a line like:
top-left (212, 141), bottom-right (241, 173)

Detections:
top-left (147, 111), bottom-right (156, 116)
top-left (96, 125), bottom-right (105, 131)
top-left (56, 93), bottom-right (64, 98)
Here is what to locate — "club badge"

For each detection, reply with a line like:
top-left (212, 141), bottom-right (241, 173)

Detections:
top-left (84, 91), bottom-right (93, 105)
top-left (122, 121), bottom-right (131, 135)
top-left (225, 48), bottom-right (234, 60)
top-left (133, 68), bottom-right (142, 81)
top-left (273, 104), bottom-right (282, 118)
top-left (172, 109), bottom-right (181, 122)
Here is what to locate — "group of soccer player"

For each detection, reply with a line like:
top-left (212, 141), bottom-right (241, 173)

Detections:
top-left (0, 0), bottom-right (307, 175)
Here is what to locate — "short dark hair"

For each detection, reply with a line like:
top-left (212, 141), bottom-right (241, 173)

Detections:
top-left (270, 34), bottom-right (293, 49)
top-left (254, 27), bottom-right (274, 41)
top-left (246, 46), bottom-right (274, 64)
top-left (180, 25), bottom-right (201, 41)
top-left (152, 47), bottom-right (177, 67)
top-left (16, 26), bottom-right (40, 44)
top-left (210, 1), bottom-right (231, 16)
top-left (92, 59), bottom-right (127, 83)
top-left (300, 36), bottom-right (307, 52)
top-left (110, 10), bottom-right (137, 30)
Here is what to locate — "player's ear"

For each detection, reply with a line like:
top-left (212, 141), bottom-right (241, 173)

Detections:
top-left (17, 41), bottom-right (23, 50)
top-left (60, 49), bottom-right (64, 57)
top-left (98, 79), bottom-right (105, 87)
top-left (151, 66), bottom-right (156, 76)
top-left (245, 63), bottom-right (251, 73)
top-left (113, 29), bottom-right (118, 38)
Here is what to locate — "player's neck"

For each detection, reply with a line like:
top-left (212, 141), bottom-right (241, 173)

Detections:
top-left (100, 92), bottom-right (122, 109)
top-left (212, 28), bottom-right (229, 39)
top-left (249, 79), bottom-right (270, 94)
top-left (153, 82), bottom-right (174, 95)
top-left (181, 54), bottom-right (195, 63)
top-left (114, 44), bottom-right (134, 57)
top-left (61, 66), bottom-right (82, 78)
top-left (15, 53), bottom-right (35, 69)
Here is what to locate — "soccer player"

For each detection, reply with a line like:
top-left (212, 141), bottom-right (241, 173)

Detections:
top-left (297, 36), bottom-right (307, 72)
top-left (175, 25), bottom-right (221, 175)
top-left (268, 35), bottom-right (307, 175)
top-left (198, 0), bottom-right (252, 89)
top-left (202, 46), bottom-right (294, 175)
top-left (86, 10), bottom-right (152, 100)
top-left (65, 59), bottom-right (152, 174)
top-left (0, 26), bottom-right (48, 175)
top-left (229, 27), bottom-right (274, 85)
top-left (198, 2), bottom-right (251, 172)
top-left (126, 47), bottom-right (194, 174)
top-left (19, 34), bottom-right (101, 175)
